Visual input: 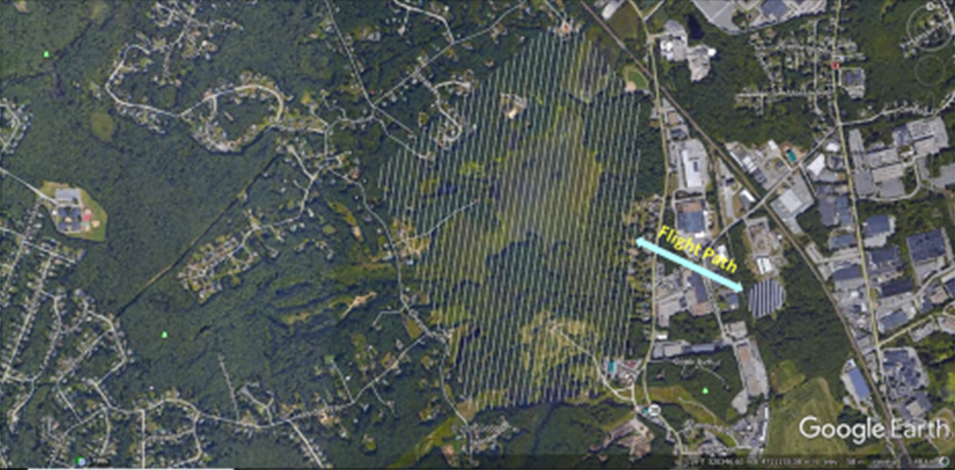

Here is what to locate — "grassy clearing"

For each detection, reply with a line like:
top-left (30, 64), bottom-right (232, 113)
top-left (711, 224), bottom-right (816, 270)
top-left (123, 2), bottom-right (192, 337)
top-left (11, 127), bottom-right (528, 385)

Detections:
top-left (930, 408), bottom-right (955, 456)
top-left (607, 2), bottom-right (640, 41)
top-left (90, 110), bottom-right (116, 142)
top-left (403, 315), bottom-right (422, 340)
top-left (766, 377), bottom-right (847, 456)
top-left (771, 359), bottom-right (806, 395)
top-left (389, 416), bottom-right (457, 468)
top-left (649, 385), bottom-right (723, 426)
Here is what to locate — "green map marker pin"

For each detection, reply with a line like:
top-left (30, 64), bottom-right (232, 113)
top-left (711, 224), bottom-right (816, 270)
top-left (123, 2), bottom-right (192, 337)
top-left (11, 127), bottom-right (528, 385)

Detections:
top-left (161, 331), bottom-right (168, 339)
top-left (702, 387), bottom-right (709, 395)
top-left (43, 50), bottom-right (50, 58)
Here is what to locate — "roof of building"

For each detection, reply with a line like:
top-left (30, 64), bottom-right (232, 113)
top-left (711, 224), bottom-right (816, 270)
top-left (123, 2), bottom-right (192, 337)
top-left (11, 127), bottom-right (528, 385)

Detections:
top-left (725, 293), bottom-right (740, 310)
top-left (864, 215), bottom-right (892, 238)
top-left (664, 19), bottom-right (686, 38)
top-left (680, 140), bottom-right (707, 190)
top-left (879, 178), bottom-right (905, 199)
top-left (854, 170), bottom-right (876, 196)
top-left (908, 117), bottom-right (945, 141)
top-left (687, 343), bottom-right (717, 354)
top-left (945, 278), bottom-right (955, 297)
top-left (847, 366), bottom-right (871, 400)
top-left (55, 206), bottom-right (83, 232)
top-left (883, 349), bottom-right (910, 364)
top-left (837, 197), bottom-right (852, 226)
top-left (907, 229), bottom-right (947, 262)
top-left (833, 265), bottom-right (862, 281)
top-left (905, 392), bottom-right (933, 419)
top-left (880, 310), bottom-right (908, 332)
top-left (843, 69), bottom-right (863, 86)
top-left (600, 0), bottom-right (624, 20)
top-left (807, 154), bottom-right (826, 177)
top-left (868, 246), bottom-right (901, 266)
top-left (779, 190), bottom-right (803, 215)
top-left (677, 210), bottom-right (706, 234)
top-left (54, 187), bottom-right (82, 204)
top-left (880, 278), bottom-right (913, 298)
top-left (762, 0), bottom-right (789, 18)
top-left (828, 154), bottom-right (846, 170)
top-left (829, 234), bottom-right (857, 250)
top-left (56, 206), bottom-right (81, 217)
top-left (872, 163), bottom-right (905, 183)
top-left (893, 125), bottom-right (913, 147)
top-left (848, 129), bottom-right (865, 153)
top-left (688, 272), bottom-right (709, 303)
top-left (883, 350), bottom-right (925, 390)
top-left (866, 146), bottom-right (900, 168)
top-left (818, 193), bottom-right (851, 227)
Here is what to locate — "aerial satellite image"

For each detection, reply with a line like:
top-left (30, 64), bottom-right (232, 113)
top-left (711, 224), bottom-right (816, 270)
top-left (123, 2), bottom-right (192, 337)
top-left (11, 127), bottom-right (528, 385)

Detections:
top-left (1, 0), bottom-right (953, 468)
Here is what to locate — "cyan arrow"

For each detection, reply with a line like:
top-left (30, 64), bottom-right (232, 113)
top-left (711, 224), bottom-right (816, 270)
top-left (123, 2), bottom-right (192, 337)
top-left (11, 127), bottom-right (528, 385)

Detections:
top-left (636, 237), bottom-right (743, 293)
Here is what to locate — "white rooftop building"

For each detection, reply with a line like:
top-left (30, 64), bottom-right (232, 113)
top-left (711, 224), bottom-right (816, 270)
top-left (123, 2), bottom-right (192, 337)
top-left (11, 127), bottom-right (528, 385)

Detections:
top-left (601, 0), bottom-right (625, 20)
top-left (907, 117), bottom-right (950, 157)
top-left (678, 139), bottom-right (708, 192)
top-left (778, 190), bottom-right (803, 214)
top-left (740, 189), bottom-right (756, 205)
top-left (756, 256), bottom-right (775, 275)
top-left (806, 154), bottom-right (826, 177)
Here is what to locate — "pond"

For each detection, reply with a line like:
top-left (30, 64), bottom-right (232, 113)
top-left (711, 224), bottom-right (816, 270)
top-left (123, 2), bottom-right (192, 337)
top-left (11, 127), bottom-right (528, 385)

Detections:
top-left (685, 13), bottom-right (705, 41)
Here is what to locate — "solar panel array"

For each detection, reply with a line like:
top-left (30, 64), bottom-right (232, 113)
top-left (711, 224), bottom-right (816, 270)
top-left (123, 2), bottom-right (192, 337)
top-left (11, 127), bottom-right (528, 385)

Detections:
top-left (748, 279), bottom-right (785, 319)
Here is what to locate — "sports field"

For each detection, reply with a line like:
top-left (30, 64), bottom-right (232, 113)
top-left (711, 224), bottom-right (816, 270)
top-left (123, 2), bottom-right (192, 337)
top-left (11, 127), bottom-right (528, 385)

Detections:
top-left (622, 64), bottom-right (649, 90)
